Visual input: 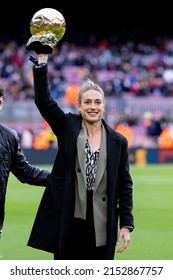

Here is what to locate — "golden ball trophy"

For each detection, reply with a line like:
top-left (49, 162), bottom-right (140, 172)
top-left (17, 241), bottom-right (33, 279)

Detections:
top-left (26, 8), bottom-right (66, 54)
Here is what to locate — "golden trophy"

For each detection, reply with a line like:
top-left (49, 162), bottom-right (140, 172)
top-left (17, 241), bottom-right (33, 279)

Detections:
top-left (26, 8), bottom-right (66, 54)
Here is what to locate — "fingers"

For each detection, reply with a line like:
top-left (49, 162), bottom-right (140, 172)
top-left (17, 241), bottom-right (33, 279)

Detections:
top-left (116, 230), bottom-right (130, 253)
top-left (117, 236), bottom-right (130, 253)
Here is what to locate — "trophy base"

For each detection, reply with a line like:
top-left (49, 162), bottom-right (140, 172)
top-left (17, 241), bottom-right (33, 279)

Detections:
top-left (26, 33), bottom-right (59, 54)
top-left (26, 41), bottom-right (53, 54)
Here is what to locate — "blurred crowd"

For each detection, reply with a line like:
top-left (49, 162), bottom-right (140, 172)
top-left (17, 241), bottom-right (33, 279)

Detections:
top-left (1, 34), bottom-right (173, 149)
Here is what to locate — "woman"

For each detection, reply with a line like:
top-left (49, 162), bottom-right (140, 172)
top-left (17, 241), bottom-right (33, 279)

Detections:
top-left (27, 53), bottom-right (134, 260)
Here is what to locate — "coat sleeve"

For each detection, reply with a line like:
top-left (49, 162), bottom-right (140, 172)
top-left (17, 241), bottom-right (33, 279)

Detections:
top-left (118, 136), bottom-right (134, 230)
top-left (10, 129), bottom-right (50, 186)
top-left (33, 64), bottom-right (66, 137)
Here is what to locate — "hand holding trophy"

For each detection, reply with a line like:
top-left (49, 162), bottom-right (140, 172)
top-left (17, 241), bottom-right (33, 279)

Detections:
top-left (26, 8), bottom-right (66, 54)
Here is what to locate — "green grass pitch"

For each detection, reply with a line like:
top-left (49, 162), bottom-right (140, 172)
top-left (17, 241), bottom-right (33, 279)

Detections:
top-left (0, 164), bottom-right (173, 260)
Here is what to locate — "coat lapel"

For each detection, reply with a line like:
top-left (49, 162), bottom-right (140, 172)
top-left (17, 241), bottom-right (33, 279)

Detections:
top-left (76, 120), bottom-right (87, 181)
top-left (94, 125), bottom-right (107, 193)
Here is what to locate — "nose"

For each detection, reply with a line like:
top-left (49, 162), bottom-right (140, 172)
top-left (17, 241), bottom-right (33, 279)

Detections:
top-left (90, 101), bottom-right (96, 108)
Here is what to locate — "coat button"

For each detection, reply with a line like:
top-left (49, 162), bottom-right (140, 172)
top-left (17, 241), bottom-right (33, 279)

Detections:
top-left (102, 197), bottom-right (106, 201)
top-left (77, 168), bottom-right (81, 172)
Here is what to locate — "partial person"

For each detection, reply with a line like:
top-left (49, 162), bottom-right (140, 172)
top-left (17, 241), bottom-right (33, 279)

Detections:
top-left (0, 85), bottom-right (50, 240)
top-left (27, 53), bottom-right (134, 260)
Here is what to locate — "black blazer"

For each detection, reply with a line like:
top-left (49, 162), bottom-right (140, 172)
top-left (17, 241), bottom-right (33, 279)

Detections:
top-left (27, 64), bottom-right (134, 260)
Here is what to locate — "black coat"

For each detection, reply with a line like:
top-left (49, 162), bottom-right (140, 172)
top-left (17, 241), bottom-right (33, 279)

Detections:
top-left (27, 64), bottom-right (134, 260)
top-left (0, 124), bottom-right (50, 232)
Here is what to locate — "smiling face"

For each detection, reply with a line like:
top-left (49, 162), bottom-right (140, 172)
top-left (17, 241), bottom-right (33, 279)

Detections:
top-left (77, 89), bottom-right (105, 124)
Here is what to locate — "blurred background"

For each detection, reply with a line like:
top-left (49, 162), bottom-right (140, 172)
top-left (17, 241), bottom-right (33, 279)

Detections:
top-left (1, 2), bottom-right (173, 165)
top-left (1, 1), bottom-right (173, 261)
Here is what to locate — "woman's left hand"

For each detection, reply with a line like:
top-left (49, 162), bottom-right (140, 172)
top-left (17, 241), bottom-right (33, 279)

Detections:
top-left (116, 227), bottom-right (131, 253)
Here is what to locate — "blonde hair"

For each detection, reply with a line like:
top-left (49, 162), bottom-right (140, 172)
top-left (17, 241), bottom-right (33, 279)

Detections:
top-left (77, 78), bottom-right (105, 104)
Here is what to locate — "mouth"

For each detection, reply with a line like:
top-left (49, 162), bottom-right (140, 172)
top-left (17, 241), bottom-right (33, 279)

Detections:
top-left (88, 112), bottom-right (98, 116)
